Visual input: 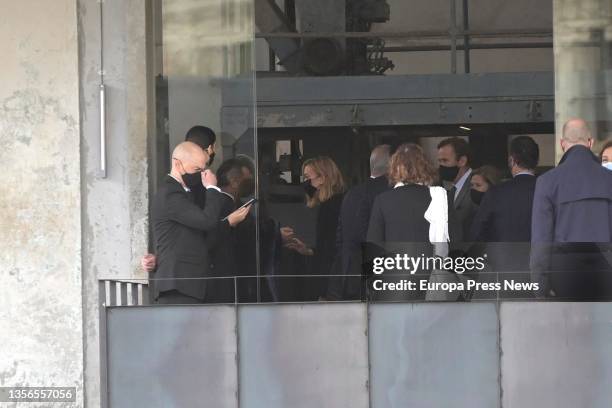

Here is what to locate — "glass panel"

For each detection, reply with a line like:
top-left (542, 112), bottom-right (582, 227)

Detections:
top-left (148, 0), bottom-right (258, 304)
top-left (255, 0), bottom-right (560, 302)
top-left (140, 0), bottom-right (612, 305)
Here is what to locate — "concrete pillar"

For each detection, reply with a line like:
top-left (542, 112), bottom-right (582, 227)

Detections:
top-left (0, 0), bottom-right (84, 405)
top-left (78, 0), bottom-right (150, 406)
top-left (553, 0), bottom-right (612, 161)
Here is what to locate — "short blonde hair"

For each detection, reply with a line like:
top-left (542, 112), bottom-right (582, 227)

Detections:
top-left (302, 156), bottom-right (346, 208)
top-left (388, 143), bottom-right (436, 186)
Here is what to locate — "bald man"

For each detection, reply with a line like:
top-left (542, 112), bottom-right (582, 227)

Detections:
top-left (151, 141), bottom-right (251, 304)
top-left (531, 118), bottom-right (612, 300)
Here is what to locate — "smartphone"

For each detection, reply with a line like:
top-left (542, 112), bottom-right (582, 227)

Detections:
top-left (222, 198), bottom-right (257, 221)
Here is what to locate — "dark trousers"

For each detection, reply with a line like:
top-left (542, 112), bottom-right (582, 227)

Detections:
top-left (156, 290), bottom-right (203, 304)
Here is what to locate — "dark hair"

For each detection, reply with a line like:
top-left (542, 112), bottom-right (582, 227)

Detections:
top-left (437, 137), bottom-right (472, 167)
top-left (510, 136), bottom-right (539, 170)
top-left (388, 143), bottom-right (436, 186)
top-left (216, 158), bottom-right (247, 188)
top-left (599, 140), bottom-right (612, 161)
top-left (235, 155), bottom-right (255, 176)
top-left (185, 126), bottom-right (216, 150)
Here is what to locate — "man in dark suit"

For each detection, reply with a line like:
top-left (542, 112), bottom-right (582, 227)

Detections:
top-left (437, 137), bottom-right (477, 243)
top-left (141, 125), bottom-right (218, 271)
top-left (470, 136), bottom-right (539, 243)
top-left (152, 142), bottom-right (250, 304)
top-left (326, 145), bottom-right (391, 301)
top-left (531, 118), bottom-right (612, 300)
top-left (469, 136), bottom-right (539, 298)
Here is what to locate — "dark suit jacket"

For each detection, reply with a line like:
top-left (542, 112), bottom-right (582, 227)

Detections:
top-left (451, 170), bottom-right (478, 243)
top-left (327, 176), bottom-right (390, 300)
top-left (205, 192), bottom-right (237, 302)
top-left (152, 176), bottom-right (227, 300)
top-left (531, 145), bottom-right (612, 297)
top-left (208, 192), bottom-right (237, 276)
top-left (470, 174), bottom-right (537, 242)
top-left (469, 174), bottom-right (536, 283)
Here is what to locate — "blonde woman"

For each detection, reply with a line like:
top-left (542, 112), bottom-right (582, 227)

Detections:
top-left (285, 156), bottom-right (346, 299)
top-left (469, 165), bottom-right (501, 205)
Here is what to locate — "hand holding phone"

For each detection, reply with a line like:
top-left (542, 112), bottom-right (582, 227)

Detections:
top-left (223, 198), bottom-right (257, 225)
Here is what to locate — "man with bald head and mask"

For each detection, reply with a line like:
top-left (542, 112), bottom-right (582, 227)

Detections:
top-left (151, 141), bottom-right (251, 304)
top-left (531, 118), bottom-right (612, 300)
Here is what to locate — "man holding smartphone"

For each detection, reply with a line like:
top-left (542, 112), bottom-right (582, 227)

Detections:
top-left (151, 142), bottom-right (251, 304)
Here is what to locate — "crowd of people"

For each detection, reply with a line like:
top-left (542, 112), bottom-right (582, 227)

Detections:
top-left (143, 118), bottom-right (612, 303)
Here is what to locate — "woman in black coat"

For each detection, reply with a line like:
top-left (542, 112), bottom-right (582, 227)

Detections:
top-left (367, 143), bottom-right (451, 300)
top-left (285, 156), bottom-right (346, 299)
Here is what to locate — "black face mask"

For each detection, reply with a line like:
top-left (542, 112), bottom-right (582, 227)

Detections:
top-left (239, 177), bottom-right (255, 197)
top-left (439, 165), bottom-right (460, 182)
top-left (182, 171), bottom-right (203, 190)
top-left (302, 180), bottom-right (317, 198)
top-left (470, 189), bottom-right (485, 205)
top-left (207, 152), bottom-right (216, 166)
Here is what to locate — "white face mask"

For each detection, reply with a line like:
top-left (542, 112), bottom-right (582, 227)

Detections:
top-left (602, 162), bottom-right (612, 171)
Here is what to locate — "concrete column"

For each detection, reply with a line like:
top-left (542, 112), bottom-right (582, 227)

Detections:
top-left (553, 0), bottom-right (611, 161)
top-left (78, 0), bottom-right (151, 406)
top-left (0, 0), bottom-right (84, 405)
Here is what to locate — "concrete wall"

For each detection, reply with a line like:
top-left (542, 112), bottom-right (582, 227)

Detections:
top-left (0, 0), bottom-right (84, 405)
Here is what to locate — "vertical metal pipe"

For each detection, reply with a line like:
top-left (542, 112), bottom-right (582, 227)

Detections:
top-left (463, 0), bottom-right (470, 73)
top-left (450, 0), bottom-right (458, 74)
top-left (99, 0), bottom-right (107, 178)
top-left (100, 85), bottom-right (107, 178)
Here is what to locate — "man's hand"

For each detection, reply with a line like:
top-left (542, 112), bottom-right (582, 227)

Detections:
top-left (141, 253), bottom-right (157, 272)
top-left (202, 169), bottom-right (217, 188)
top-left (227, 205), bottom-right (251, 227)
top-left (284, 237), bottom-right (313, 256)
top-left (280, 227), bottom-right (295, 243)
